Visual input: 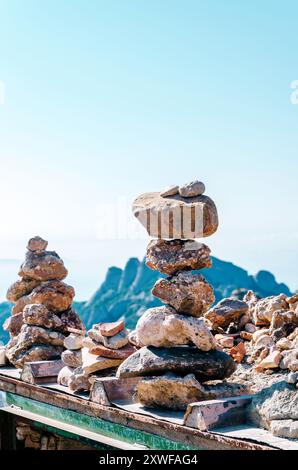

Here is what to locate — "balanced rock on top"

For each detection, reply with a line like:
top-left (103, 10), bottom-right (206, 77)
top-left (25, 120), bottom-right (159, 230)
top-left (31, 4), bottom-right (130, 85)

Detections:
top-left (19, 250), bottom-right (67, 281)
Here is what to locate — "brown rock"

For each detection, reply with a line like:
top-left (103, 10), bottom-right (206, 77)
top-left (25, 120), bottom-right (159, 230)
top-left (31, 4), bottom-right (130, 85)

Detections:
top-left (3, 312), bottom-right (24, 336)
top-left (6, 344), bottom-right (63, 368)
top-left (137, 373), bottom-right (250, 410)
top-left (12, 295), bottom-right (30, 315)
top-left (205, 298), bottom-right (248, 330)
top-left (27, 236), bottom-right (48, 252)
top-left (132, 191), bottom-right (218, 239)
top-left (134, 306), bottom-right (215, 350)
top-left (152, 272), bottom-right (214, 317)
top-left (88, 328), bottom-right (128, 350)
top-left (9, 325), bottom-right (65, 357)
top-left (215, 334), bottom-right (234, 348)
top-left (270, 309), bottom-right (298, 330)
top-left (59, 308), bottom-right (85, 334)
top-left (6, 278), bottom-right (40, 302)
top-left (19, 250), bottom-right (67, 281)
top-left (61, 349), bottom-right (82, 368)
top-left (229, 342), bottom-right (246, 363)
top-left (23, 304), bottom-right (63, 330)
top-left (117, 346), bottom-right (236, 381)
top-left (68, 366), bottom-right (91, 392)
top-left (251, 294), bottom-right (288, 326)
top-left (81, 348), bottom-right (122, 374)
top-left (179, 180), bottom-right (205, 197)
top-left (28, 281), bottom-right (75, 313)
top-left (57, 366), bottom-right (75, 387)
top-left (89, 343), bottom-right (137, 359)
top-left (146, 239), bottom-right (212, 275)
top-left (98, 320), bottom-right (125, 337)
top-left (258, 351), bottom-right (281, 370)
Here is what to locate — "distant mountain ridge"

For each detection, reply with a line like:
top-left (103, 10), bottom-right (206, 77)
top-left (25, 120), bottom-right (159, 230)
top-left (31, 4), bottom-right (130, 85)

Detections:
top-left (0, 256), bottom-right (292, 344)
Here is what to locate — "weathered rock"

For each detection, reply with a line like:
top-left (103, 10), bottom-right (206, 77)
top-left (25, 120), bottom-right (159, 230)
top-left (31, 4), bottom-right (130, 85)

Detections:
top-left (215, 334), bottom-right (234, 348)
top-left (152, 272), bottom-right (214, 317)
top-left (12, 296), bottom-right (30, 315)
top-left (9, 325), bottom-right (65, 357)
top-left (287, 372), bottom-right (298, 384)
top-left (132, 192), bottom-right (218, 239)
top-left (0, 346), bottom-right (6, 366)
top-left (146, 239), bottom-right (211, 275)
top-left (205, 298), bottom-right (248, 330)
top-left (88, 328), bottom-right (128, 350)
top-left (6, 344), bottom-right (63, 368)
top-left (134, 306), bottom-right (215, 350)
top-left (137, 373), bottom-right (250, 410)
top-left (88, 343), bottom-right (137, 359)
top-left (179, 180), bottom-right (205, 198)
top-left (61, 349), bottom-right (82, 368)
top-left (6, 278), bottom-right (40, 302)
top-left (270, 419), bottom-right (298, 439)
top-left (68, 366), bottom-right (91, 392)
top-left (280, 349), bottom-right (298, 372)
top-left (251, 294), bottom-right (288, 326)
top-left (63, 333), bottom-right (84, 350)
top-left (57, 366), bottom-right (75, 387)
top-left (254, 334), bottom-right (274, 349)
top-left (258, 351), bottom-right (281, 370)
top-left (98, 320), bottom-right (125, 337)
top-left (19, 250), bottom-right (68, 281)
top-left (270, 309), bottom-right (298, 331)
top-left (28, 281), bottom-right (75, 313)
top-left (160, 185), bottom-right (179, 197)
top-left (276, 338), bottom-right (293, 350)
top-left (27, 236), bottom-right (48, 252)
top-left (117, 346), bottom-right (236, 381)
top-left (3, 312), bottom-right (24, 336)
top-left (229, 342), bottom-right (247, 363)
top-left (81, 348), bottom-right (122, 374)
top-left (59, 308), bottom-right (85, 334)
top-left (23, 304), bottom-right (62, 330)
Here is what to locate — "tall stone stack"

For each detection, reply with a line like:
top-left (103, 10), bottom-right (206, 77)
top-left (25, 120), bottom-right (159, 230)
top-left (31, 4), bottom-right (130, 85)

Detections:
top-left (117, 181), bottom-right (240, 410)
top-left (4, 236), bottom-right (85, 368)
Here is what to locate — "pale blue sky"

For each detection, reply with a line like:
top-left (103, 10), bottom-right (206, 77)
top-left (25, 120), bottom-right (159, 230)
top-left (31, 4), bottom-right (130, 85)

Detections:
top-left (0, 0), bottom-right (297, 300)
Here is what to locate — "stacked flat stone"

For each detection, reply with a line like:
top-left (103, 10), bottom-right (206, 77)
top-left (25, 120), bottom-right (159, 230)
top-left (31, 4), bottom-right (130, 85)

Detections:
top-left (117, 182), bottom-right (239, 410)
top-left (4, 236), bottom-right (84, 368)
top-left (59, 320), bottom-right (136, 392)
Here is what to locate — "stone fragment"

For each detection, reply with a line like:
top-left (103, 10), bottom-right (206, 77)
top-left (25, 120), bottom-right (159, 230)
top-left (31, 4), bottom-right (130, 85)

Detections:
top-left (152, 272), bottom-right (214, 317)
top-left (81, 348), bottom-right (122, 374)
top-left (160, 185), bottom-right (179, 197)
top-left (117, 346), bottom-right (236, 381)
top-left (28, 281), bottom-right (75, 312)
top-left (0, 346), bottom-right (6, 366)
top-left (251, 294), bottom-right (288, 326)
top-left (27, 236), bottom-right (48, 252)
top-left (88, 343), bottom-right (137, 359)
top-left (134, 306), bottom-right (215, 350)
top-left (146, 239), bottom-right (212, 275)
top-left (63, 333), bottom-right (84, 350)
top-left (179, 181), bottom-right (205, 198)
top-left (12, 296), bottom-right (30, 315)
top-left (3, 312), bottom-right (24, 336)
top-left (59, 308), bottom-right (85, 334)
top-left (270, 309), bottom-right (298, 330)
top-left (61, 349), bottom-right (82, 368)
top-left (254, 334), bottom-right (274, 349)
top-left (229, 342), bottom-right (246, 363)
top-left (98, 320), bottom-right (125, 337)
top-left (88, 328), bottom-right (128, 350)
top-left (6, 278), bottom-right (40, 302)
top-left (57, 366), bottom-right (75, 387)
top-left (205, 298), bottom-right (248, 330)
top-left (215, 334), bottom-right (234, 348)
top-left (243, 290), bottom-right (259, 307)
top-left (270, 420), bottom-right (298, 439)
top-left (286, 371), bottom-right (298, 384)
top-left (258, 351), bottom-right (281, 370)
top-left (6, 344), bottom-right (63, 368)
top-left (244, 323), bottom-right (257, 333)
top-left (23, 304), bottom-right (62, 330)
top-left (276, 338), bottom-right (293, 351)
top-left (280, 349), bottom-right (298, 372)
top-left (8, 325), bottom-right (65, 357)
top-left (19, 250), bottom-right (68, 281)
top-left (240, 331), bottom-right (252, 341)
top-left (252, 329), bottom-right (270, 343)
top-left (137, 373), bottom-right (250, 410)
top-left (132, 191), bottom-right (218, 239)
top-left (68, 367), bottom-right (91, 392)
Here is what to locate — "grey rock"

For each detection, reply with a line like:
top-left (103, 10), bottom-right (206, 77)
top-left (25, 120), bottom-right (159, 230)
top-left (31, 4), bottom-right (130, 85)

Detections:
top-left (160, 185), bottom-right (179, 197)
top-left (179, 180), bottom-right (205, 197)
top-left (205, 298), bottom-right (249, 330)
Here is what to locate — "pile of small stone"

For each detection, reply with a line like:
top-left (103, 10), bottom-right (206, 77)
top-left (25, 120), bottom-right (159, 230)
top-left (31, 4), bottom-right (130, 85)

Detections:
top-left (205, 291), bottom-right (298, 376)
top-left (3, 236), bottom-right (84, 368)
top-left (58, 320), bottom-right (136, 392)
top-left (117, 182), bottom-right (246, 410)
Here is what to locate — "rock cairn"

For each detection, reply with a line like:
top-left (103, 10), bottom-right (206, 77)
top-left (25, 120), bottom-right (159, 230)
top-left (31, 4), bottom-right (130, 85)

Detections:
top-left (207, 291), bottom-right (298, 381)
top-left (58, 320), bottom-right (136, 392)
top-left (117, 181), bottom-right (240, 410)
top-left (4, 236), bottom-right (84, 368)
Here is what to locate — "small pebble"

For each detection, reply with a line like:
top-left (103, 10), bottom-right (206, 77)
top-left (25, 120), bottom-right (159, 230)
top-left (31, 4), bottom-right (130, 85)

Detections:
top-left (179, 180), bottom-right (205, 197)
top-left (160, 185), bottom-right (179, 197)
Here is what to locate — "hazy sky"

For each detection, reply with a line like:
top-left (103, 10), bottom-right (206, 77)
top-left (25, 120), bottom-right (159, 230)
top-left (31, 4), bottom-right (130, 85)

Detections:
top-left (0, 1), bottom-right (297, 300)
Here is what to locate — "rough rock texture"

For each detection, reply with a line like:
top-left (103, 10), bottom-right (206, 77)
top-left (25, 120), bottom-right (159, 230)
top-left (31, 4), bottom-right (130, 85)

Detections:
top-left (59, 308), bottom-right (85, 334)
top-left (270, 309), bottom-right (298, 331)
top-left (270, 420), bottom-right (298, 439)
top-left (3, 312), bottom-right (24, 337)
top-left (63, 333), bottom-right (84, 350)
top-left (23, 304), bottom-right (62, 330)
top-left (160, 185), bottom-right (179, 197)
top-left (57, 366), bottom-right (75, 387)
top-left (19, 250), bottom-right (68, 282)
top-left (249, 381), bottom-right (298, 437)
top-left (6, 344), bottom-right (63, 368)
top-left (98, 320), bottom-right (125, 337)
top-left (27, 236), bottom-right (48, 252)
top-left (137, 373), bottom-right (250, 410)
top-left (152, 272), bottom-right (214, 317)
top-left (117, 346), bottom-right (236, 381)
top-left (205, 298), bottom-right (249, 330)
top-left (146, 239), bottom-right (212, 275)
top-left (81, 348), bottom-right (122, 374)
top-left (6, 278), bottom-right (40, 302)
top-left (8, 325), bottom-right (65, 357)
top-left (134, 306), bottom-right (215, 350)
top-left (61, 349), bottom-right (82, 368)
top-left (251, 294), bottom-right (288, 326)
top-left (28, 281), bottom-right (75, 313)
top-left (88, 343), bottom-right (137, 359)
top-left (179, 180), bottom-right (205, 198)
top-left (68, 367), bottom-right (91, 392)
top-left (132, 192), bottom-right (218, 239)
top-left (88, 328), bottom-right (128, 350)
